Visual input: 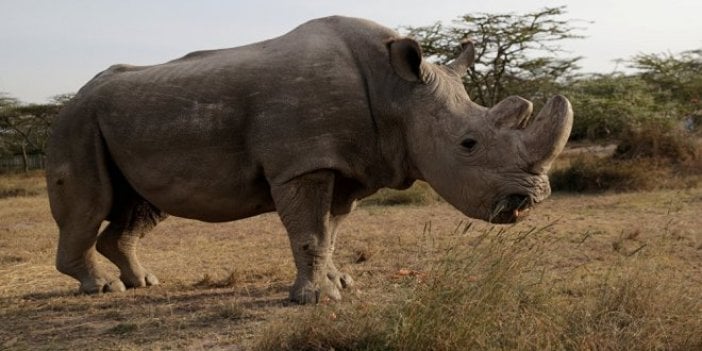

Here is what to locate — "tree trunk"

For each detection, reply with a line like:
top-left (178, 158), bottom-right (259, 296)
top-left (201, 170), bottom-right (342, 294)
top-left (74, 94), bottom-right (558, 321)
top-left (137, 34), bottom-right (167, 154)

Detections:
top-left (21, 144), bottom-right (29, 173)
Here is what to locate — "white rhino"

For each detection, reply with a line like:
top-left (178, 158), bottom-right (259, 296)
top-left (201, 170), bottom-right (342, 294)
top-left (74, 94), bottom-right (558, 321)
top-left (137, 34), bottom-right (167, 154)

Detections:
top-left (46, 16), bottom-right (572, 304)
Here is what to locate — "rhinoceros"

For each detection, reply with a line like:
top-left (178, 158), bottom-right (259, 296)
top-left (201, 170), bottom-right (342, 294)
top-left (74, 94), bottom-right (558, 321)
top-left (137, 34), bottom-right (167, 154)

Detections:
top-left (46, 16), bottom-right (572, 304)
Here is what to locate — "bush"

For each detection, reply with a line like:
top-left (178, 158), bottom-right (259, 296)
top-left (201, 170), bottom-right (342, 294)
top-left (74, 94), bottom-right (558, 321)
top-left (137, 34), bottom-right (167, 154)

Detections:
top-left (550, 156), bottom-right (660, 193)
top-left (614, 120), bottom-right (699, 163)
top-left (552, 120), bottom-right (701, 192)
top-left (568, 75), bottom-right (661, 141)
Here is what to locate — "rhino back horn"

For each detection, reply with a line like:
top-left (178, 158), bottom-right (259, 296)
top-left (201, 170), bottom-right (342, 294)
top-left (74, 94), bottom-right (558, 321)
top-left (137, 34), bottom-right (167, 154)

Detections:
top-left (488, 96), bottom-right (534, 129)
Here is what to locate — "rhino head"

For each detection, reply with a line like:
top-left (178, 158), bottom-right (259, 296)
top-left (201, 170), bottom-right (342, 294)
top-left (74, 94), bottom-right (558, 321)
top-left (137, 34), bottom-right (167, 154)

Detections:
top-left (388, 38), bottom-right (573, 223)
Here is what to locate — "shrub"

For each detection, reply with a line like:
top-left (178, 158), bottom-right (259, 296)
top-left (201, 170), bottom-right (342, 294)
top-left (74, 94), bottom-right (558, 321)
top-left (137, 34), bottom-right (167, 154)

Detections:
top-left (552, 120), bottom-right (701, 192)
top-left (568, 75), bottom-right (661, 141)
top-left (613, 120), bottom-right (699, 163)
top-left (550, 156), bottom-right (660, 192)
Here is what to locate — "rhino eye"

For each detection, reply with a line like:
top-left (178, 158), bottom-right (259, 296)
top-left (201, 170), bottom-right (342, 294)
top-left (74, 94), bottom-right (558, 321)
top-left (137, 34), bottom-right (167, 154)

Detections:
top-left (461, 138), bottom-right (478, 151)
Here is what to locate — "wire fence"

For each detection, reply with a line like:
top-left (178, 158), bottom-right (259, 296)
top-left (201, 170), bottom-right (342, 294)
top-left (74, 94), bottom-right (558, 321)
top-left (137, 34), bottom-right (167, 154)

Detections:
top-left (0, 154), bottom-right (46, 172)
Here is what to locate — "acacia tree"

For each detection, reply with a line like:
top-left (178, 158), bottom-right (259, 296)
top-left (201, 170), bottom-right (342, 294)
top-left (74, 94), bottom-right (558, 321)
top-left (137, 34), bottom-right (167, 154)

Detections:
top-left (631, 50), bottom-right (702, 115)
top-left (566, 74), bottom-right (662, 140)
top-left (0, 94), bottom-right (70, 172)
top-left (0, 95), bottom-right (21, 159)
top-left (404, 6), bottom-right (584, 107)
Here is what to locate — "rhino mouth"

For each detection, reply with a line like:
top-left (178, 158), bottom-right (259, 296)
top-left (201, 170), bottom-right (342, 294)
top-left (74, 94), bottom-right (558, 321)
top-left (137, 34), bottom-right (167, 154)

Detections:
top-left (490, 194), bottom-right (533, 224)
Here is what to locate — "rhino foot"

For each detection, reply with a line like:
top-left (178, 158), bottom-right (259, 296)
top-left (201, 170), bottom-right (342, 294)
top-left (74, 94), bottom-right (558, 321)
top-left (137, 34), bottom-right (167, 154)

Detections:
top-left (327, 271), bottom-right (354, 290)
top-left (290, 268), bottom-right (354, 304)
top-left (78, 272), bottom-right (158, 294)
top-left (121, 272), bottom-right (160, 289)
top-left (79, 279), bottom-right (126, 294)
top-left (289, 281), bottom-right (322, 304)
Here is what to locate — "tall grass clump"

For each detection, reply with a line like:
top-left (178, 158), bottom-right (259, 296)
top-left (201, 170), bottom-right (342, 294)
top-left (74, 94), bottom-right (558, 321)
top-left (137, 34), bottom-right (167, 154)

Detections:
top-left (255, 225), bottom-right (563, 350)
top-left (391, 226), bottom-right (559, 350)
top-left (254, 223), bottom-right (702, 351)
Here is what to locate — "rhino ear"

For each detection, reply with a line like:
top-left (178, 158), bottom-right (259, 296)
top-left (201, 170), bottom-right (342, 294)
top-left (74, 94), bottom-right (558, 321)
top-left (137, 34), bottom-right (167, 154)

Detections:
top-left (388, 38), bottom-right (426, 83)
top-left (447, 40), bottom-right (475, 75)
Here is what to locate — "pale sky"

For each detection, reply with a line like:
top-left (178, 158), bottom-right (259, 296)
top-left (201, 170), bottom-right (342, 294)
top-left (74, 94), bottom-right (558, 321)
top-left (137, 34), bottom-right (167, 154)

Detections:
top-left (2, 0), bottom-right (701, 103)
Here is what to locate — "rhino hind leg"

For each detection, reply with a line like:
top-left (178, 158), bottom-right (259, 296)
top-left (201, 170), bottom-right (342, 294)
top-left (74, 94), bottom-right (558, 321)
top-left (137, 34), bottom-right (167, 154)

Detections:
top-left (96, 179), bottom-right (167, 289)
top-left (49, 130), bottom-right (124, 294)
top-left (271, 170), bottom-right (356, 304)
top-left (55, 224), bottom-right (126, 294)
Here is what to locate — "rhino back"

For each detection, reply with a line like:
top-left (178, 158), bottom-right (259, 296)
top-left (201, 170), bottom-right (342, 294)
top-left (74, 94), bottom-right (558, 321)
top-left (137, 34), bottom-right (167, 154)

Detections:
top-left (66, 16), bottom-right (401, 221)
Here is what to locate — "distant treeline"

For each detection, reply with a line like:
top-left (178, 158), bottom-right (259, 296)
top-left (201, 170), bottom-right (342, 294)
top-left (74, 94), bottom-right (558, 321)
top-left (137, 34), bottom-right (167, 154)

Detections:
top-left (1, 6), bottom-right (700, 173)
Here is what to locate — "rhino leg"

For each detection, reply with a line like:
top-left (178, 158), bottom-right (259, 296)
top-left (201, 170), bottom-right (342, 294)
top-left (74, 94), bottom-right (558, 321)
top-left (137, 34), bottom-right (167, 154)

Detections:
top-left (96, 193), bottom-right (166, 289)
top-left (326, 197), bottom-right (356, 290)
top-left (55, 223), bottom-right (126, 294)
top-left (271, 170), bottom-right (355, 304)
top-left (49, 132), bottom-right (124, 294)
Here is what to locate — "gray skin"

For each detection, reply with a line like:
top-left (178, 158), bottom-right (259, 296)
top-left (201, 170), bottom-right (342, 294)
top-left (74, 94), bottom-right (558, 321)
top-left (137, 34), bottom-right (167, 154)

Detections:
top-left (46, 16), bottom-right (572, 304)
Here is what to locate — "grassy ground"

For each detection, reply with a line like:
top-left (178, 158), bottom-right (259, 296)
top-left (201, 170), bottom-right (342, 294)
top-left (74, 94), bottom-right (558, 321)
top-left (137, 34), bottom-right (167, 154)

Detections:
top-left (0, 172), bottom-right (701, 350)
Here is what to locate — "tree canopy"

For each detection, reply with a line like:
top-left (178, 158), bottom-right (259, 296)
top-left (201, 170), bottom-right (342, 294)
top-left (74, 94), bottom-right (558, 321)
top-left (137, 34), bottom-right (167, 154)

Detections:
top-left (0, 93), bottom-right (70, 171)
top-left (404, 6), bottom-right (584, 108)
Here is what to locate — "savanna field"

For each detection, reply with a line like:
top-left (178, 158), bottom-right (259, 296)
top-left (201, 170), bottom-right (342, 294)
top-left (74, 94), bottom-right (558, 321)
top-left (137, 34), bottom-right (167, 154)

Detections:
top-left (3, 3), bottom-right (702, 350)
top-left (0, 151), bottom-right (701, 351)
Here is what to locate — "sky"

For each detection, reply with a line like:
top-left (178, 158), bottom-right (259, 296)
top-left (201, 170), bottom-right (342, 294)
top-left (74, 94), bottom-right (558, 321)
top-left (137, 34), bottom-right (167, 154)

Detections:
top-left (1, 0), bottom-right (701, 103)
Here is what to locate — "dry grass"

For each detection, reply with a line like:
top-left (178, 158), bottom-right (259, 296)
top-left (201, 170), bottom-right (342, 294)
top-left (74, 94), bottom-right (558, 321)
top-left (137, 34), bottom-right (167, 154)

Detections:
top-left (0, 171), bottom-right (46, 199)
top-left (360, 181), bottom-right (440, 207)
top-left (255, 219), bottom-right (702, 351)
top-left (1, 173), bottom-right (701, 350)
top-left (551, 125), bottom-right (702, 193)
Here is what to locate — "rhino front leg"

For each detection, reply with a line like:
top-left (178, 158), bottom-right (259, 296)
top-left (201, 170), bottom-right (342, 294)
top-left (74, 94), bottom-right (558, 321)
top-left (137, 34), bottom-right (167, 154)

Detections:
top-left (271, 170), bottom-right (354, 304)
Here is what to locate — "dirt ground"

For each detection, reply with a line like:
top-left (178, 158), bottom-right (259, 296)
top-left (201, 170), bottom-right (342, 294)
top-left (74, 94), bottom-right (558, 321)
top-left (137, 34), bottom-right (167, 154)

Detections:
top-left (1, 179), bottom-right (701, 350)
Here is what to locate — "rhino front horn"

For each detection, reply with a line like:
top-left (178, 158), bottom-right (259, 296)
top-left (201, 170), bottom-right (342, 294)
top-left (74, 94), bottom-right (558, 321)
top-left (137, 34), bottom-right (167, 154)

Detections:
top-left (522, 95), bottom-right (573, 171)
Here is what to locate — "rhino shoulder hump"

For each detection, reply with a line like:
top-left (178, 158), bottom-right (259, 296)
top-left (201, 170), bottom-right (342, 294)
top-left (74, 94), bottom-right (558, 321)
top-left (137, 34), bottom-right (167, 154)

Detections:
top-left (91, 64), bottom-right (144, 80)
top-left (172, 49), bottom-right (222, 62)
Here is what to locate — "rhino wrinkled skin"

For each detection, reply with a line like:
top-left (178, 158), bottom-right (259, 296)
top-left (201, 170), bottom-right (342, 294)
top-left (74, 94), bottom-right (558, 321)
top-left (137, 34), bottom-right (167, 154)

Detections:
top-left (47, 16), bottom-right (573, 303)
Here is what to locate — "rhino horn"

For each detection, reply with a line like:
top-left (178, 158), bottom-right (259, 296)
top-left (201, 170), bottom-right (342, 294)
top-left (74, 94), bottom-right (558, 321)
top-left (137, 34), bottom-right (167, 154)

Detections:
top-left (487, 95), bottom-right (534, 129)
top-left (447, 40), bottom-right (475, 75)
top-left (521, 95), bottom-right (573, 171)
